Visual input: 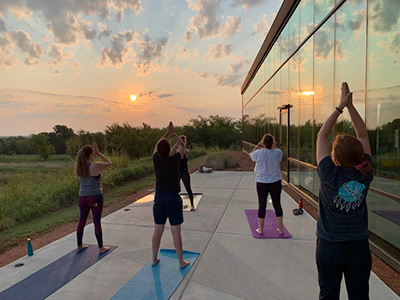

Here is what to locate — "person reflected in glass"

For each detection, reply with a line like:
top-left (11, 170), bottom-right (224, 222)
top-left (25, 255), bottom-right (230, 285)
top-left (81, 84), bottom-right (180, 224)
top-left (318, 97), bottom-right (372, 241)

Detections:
top-left (249, 134), bottom-right (284, 235)
top-left (316, 82), bottom-right (374, 300)
top-left (171, 135), bottom-right (195, 211)
top-left (152, 122), bottom-right (190, 269)
top-left (75, 142), bottom-right (112, 254)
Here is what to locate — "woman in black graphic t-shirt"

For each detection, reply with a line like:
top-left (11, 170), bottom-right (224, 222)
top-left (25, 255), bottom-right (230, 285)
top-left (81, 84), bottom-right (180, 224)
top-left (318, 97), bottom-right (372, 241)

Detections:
top-left (316, 82), bottom-right (373, 300)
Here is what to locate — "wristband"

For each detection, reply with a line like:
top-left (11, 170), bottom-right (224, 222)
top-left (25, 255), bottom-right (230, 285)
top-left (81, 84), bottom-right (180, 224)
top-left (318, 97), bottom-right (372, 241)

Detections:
top-left (257, 143), bottom-right (262, 147)
top-left (335, 107), bottom-right (343, 114)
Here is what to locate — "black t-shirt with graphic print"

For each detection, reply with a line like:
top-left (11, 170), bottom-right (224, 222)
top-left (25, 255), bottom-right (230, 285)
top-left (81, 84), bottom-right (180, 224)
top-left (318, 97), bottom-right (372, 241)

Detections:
top-left (316, 154), bottom-right (373, 242)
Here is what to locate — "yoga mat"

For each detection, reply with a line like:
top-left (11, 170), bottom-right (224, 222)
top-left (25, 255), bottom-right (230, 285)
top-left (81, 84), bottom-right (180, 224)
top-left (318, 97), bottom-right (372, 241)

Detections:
top-left (111, 249), bottom-right (199, 300)
top-left (0, 245), bottom-right (116, 300)
top-left (134, 193), bottom-right (203, 211)
top-left (180, 193), bottom-right (203, 211)
top-left (245, 209), bottom-right (292, 239)
top-left (373, 210), bottom-right (400, 226)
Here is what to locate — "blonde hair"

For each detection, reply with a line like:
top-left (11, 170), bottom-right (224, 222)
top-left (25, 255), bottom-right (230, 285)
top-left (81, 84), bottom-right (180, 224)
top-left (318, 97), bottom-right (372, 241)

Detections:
top-left (75, 145), bottom-right (93, 178)
top-left (180, 135), bottom-right (187, 144)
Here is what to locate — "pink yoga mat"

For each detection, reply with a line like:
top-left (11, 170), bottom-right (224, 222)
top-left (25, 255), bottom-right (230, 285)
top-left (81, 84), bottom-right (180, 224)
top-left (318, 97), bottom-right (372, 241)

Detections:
top-left (245, 209), bottom-right (291, 239)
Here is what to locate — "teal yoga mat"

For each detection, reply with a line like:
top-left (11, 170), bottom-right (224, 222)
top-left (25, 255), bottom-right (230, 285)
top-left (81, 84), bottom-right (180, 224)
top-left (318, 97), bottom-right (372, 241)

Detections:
top-left (0, 245), bottom-right (116, 300)
top-left (111, 249), bottom-right (199, 300)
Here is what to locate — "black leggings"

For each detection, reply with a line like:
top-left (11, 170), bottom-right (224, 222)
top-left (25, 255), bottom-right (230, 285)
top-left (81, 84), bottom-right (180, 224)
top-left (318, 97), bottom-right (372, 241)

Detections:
top-left (256, 180), bottom-right (282, 218)
top-left (180, 170), bottom-right (194, 206)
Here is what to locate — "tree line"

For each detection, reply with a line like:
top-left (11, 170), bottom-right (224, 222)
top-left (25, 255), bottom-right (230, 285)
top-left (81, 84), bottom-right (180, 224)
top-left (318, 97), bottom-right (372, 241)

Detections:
top-left (0, 115), bottom-right (242, 160)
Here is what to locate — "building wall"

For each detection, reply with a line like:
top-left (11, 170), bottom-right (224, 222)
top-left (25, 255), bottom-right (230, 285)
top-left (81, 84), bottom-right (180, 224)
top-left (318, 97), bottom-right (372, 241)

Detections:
top-left (242, 0), bottom-right (400, 253)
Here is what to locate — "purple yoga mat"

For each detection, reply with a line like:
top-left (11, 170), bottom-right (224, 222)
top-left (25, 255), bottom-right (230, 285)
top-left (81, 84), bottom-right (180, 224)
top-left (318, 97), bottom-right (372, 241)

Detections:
top-left (245, 209), bottom-right (292, 239)
top-left (373, 210), bottom-right (400, 226)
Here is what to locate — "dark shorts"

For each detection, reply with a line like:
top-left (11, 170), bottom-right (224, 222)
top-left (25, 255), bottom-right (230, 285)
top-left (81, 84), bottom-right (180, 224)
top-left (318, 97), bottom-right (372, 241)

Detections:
top-left (153, 193), bottom-right (183, 226)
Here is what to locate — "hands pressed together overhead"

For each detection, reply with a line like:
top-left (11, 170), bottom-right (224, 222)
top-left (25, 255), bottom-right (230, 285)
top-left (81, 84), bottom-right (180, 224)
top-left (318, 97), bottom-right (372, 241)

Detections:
top-left (339, 82), bottom-right (353, 110)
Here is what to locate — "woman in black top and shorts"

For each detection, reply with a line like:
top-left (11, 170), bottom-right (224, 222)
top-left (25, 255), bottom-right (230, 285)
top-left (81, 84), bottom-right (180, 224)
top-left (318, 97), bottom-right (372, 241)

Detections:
top-left (172, 135), bottom-right (195, 211)
top-left (152, 122), bottom-right (190, 269)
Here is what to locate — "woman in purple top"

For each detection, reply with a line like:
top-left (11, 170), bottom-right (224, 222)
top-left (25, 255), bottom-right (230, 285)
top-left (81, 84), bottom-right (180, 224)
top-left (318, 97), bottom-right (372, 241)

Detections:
top-left (75, 142), bottom-right (112, 254)
top-left (316, 82), bottom-right (373, 300)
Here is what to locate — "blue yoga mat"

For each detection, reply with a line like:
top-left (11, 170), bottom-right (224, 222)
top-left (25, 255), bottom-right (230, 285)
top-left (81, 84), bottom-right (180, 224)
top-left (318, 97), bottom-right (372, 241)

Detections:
top-left (112, 249), bottom-right (199, 300)
top-left (0, 245), bottom-right (116, 300)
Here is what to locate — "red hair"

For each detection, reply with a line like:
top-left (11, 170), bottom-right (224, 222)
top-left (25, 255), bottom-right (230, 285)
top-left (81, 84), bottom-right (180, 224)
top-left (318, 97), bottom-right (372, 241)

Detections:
top-left (332, 134), bottom-right (372, 174)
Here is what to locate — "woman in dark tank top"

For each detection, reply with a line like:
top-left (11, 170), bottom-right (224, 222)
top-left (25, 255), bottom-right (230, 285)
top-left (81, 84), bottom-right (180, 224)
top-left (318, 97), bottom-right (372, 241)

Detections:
top-left (172, 135), bottom-right (195, 211)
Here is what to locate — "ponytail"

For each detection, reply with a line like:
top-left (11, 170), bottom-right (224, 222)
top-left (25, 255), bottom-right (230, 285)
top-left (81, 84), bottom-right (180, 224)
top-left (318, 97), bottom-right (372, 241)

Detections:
top-left (355, 160), bottom-right (373, 175)
top-left (75, 145), bottom-right (93, 178)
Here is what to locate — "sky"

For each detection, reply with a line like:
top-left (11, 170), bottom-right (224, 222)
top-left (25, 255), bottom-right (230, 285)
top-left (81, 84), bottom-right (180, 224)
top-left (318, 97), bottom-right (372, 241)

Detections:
top-left (0, 0), bottom-right (283, 136)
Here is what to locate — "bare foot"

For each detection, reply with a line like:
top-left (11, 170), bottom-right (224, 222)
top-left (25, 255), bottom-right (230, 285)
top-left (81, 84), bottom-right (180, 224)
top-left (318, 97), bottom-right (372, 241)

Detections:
top-left (152, 258), bottom-right (160, 266)
top-left (277, 228), bottom-right (284, 235)
top-left (256, 228), bottom-right (263, 234)
top-left (99, 246), bottom-right (110, 254)
top-left (179, 260), bottom-right (190, 269)
top-left (77, 245), bottom-right (88, 252)
top-left (190, 207), bottom-right (195, 211)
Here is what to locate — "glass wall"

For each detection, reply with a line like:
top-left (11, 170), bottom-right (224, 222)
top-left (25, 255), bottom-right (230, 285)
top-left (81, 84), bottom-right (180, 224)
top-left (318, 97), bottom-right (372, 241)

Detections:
top-left (242, 0), bottom-right (400, 254)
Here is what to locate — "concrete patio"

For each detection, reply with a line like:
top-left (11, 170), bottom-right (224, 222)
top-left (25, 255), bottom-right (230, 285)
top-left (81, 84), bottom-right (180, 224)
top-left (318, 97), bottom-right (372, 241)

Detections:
top-left (0, 171), bottom-right (399, 300)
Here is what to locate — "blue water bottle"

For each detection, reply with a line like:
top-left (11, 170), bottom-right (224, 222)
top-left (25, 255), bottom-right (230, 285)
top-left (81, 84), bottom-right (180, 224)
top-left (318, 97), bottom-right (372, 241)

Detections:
top-left (27, 238), bottom-right (33, 256)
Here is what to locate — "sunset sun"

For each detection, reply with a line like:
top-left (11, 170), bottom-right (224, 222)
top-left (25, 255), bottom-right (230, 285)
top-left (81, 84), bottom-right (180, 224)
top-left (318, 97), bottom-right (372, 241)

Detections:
top-left (130, 94), bottom-right (137, 102)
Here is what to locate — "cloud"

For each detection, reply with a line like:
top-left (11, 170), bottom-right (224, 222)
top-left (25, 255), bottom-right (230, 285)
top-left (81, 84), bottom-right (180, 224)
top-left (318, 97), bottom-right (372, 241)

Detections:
top-left (229, 57), bottom-right (250, 72)
top-left (222, 16), bottom-right (242, 37)
top-left (100, 30), bottom-right (136, 66)
top-left (25, 41), bottom-right (44, 65)
top-left (10, 30), bottom-right (30, 52)
top-left (231, 0), bottom-right (269, 11)
top-left (184, 28), bottom-right (192, 42)
top-left (348, 9), bottom-right (365, 31)
top-left (47, 43), bottom-right (71, 66)
top-left (0, 0), bottom-right (143, 45)
top-left (205, 42), bottom-right (232, 60)
top-left (314, 27), bottom-right (333, 61)
top-left (9, 30), bottom-right (44, 65)
top-left (370, 0), bottom-right (400, 34)
top-left (80, 20), bottom-right (97, 40)
top-left (185, 0), bottom-right (241, 39)
top-left (159, 93), bottom-right (174, 98)
top-left (174, 66), bottom-right (208, 79)
top-left (134, 34), bottom-right (168, 76)
top-left (98, 22), bottom-right (112, 39)
top-left (176, 44), bottom-right (191, 58)
top-left (253, 14), bottom-right (271, 37)
top-left (137, 91), bottom-right (173, 100)
top-left (212, 73), bottom-right (242, 87)
top-left (0, 19), bottom-right (6, 32)
top-left (376, 31), bottom-right (400, 59)
top-left (186, 0), bottom-right (221, 39)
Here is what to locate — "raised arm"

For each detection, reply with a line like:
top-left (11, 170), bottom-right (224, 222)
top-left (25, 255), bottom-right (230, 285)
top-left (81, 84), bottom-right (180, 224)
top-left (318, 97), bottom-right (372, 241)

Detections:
top-left (345, 83), bottom-right (371, 155)
top-left (89, 142), bottom-right (112, 176)
top-left (170, 143), bottom-right (179, 155)
top-left (316, 82), bottom-right (350, 164)
top-left (153, 122), bottom-right (173, 154)
top-left (250, 139), bottom-right (264, 154)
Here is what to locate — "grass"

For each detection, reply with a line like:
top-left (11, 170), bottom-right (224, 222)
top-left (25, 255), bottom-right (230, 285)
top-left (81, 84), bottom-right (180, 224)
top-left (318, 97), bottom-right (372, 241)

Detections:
top-left (0, 152), bottom-right (210, 253)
